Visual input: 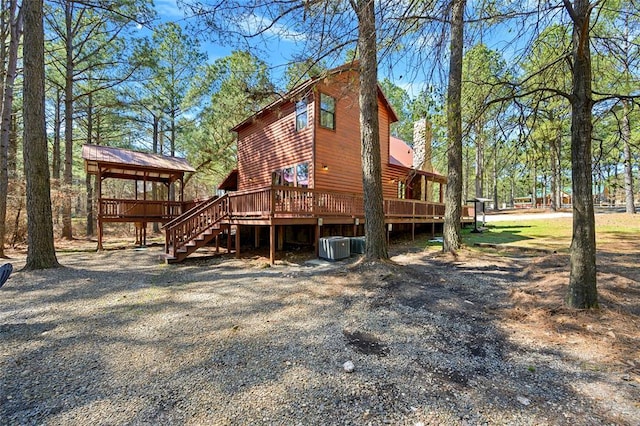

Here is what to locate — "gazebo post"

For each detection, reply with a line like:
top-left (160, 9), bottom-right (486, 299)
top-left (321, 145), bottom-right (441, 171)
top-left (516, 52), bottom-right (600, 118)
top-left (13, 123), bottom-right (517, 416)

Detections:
top-left (142, 173), bottom-right (148, 246)
top-left (180, 176), bottom-right (184, 202)
top-left (97, 167), bottom-right (103, 251)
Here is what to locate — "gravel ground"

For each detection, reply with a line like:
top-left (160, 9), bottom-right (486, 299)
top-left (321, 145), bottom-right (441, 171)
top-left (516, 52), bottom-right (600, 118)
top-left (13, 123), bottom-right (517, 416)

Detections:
top-left (1, 246), bottom-right (638, 425)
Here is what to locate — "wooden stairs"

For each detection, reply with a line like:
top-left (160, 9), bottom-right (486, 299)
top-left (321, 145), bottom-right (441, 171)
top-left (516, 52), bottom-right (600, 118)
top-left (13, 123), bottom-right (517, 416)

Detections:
top-left (163, 194), bottom-right (230, 263)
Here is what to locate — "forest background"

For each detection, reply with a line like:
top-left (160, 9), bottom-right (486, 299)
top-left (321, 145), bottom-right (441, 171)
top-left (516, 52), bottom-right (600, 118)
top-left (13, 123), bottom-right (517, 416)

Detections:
top-left (1, 1), bottom-right (638, 279)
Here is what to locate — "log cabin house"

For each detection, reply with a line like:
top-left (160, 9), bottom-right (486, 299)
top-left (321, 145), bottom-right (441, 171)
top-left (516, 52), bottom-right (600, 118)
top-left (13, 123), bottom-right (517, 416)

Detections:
top-left (161, 62), bottom-right (472, 263)
top-left (83, 63), bottom-right (472, 262)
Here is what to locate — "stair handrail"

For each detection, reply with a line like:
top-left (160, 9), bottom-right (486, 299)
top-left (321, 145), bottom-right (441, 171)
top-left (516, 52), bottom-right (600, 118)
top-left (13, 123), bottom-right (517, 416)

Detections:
top-left (163, 194), bottom-right (226, 230)
top-left (164, 194), bottom-right (230, 258)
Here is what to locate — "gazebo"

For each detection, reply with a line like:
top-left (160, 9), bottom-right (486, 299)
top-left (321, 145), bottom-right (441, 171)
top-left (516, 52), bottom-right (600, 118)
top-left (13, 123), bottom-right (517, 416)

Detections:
top-left (82, 144), bottom-right (196, 249)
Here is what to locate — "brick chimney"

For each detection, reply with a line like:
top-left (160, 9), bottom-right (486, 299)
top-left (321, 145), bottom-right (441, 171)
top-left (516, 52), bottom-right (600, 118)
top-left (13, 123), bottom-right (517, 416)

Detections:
top-left (412, 118), bottom-right (433, 173)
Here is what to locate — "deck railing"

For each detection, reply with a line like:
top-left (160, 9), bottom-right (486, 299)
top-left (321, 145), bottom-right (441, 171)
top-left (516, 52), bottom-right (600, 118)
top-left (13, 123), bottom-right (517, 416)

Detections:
top-left (102, 189), bottom-right (471, 225)
top-left (226, 186), bottom-right (456, 221)
top-left (162, 186), bottom-right (473, 259)
top-left (228, 188), bottom-right (272, 217)
top-left (99, 198), bottom-right (185, 220)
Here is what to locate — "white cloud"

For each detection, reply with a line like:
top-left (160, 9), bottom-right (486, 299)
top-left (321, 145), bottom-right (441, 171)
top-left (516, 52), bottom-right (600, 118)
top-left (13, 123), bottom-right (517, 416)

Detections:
top-left (155, 0), bottom-right (183, 19)
top-left (239, 12), bottom-right (306, 43)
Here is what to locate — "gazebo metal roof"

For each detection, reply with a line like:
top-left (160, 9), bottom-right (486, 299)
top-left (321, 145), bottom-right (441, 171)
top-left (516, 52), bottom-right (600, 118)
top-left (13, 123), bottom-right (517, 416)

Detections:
top-left (82, 144), bottom-right (195, 183)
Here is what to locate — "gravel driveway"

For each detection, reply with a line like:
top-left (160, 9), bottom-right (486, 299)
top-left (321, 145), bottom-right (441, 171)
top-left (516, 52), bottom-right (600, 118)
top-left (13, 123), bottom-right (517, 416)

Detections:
top-left (1, 247), bottom-right (638, 425)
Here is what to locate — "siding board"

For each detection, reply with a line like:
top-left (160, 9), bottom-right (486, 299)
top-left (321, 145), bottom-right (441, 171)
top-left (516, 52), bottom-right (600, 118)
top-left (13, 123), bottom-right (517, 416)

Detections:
top-left (234, 67), bottom-right (443, 203)
top-left (237, 99), bottom-right (314, 191)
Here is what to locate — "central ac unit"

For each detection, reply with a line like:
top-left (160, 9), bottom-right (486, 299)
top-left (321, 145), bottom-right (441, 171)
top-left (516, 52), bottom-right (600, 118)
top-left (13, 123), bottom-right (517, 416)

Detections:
top-left (319, 236), bottom-right (350, 260)
top-left (349, 236), bottom-right (366, 254)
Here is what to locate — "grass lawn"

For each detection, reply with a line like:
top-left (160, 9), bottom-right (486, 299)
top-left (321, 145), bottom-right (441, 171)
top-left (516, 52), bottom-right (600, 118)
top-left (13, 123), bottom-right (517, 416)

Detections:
top-left (416, 212), bottom-right (640, 254)
top-left (465, 217), bottom-right (573, 252)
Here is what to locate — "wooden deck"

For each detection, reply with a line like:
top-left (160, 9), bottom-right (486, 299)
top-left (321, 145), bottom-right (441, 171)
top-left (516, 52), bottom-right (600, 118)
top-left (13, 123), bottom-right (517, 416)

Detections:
top-left (225, 186), bottom-right (457, 222)
top-left (163, 186), bottom-right (474, 263)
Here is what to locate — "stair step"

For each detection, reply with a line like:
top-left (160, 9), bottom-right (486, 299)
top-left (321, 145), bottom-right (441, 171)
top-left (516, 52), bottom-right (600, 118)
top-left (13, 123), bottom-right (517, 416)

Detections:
top-left (164, 195), bottom-right (229, 263)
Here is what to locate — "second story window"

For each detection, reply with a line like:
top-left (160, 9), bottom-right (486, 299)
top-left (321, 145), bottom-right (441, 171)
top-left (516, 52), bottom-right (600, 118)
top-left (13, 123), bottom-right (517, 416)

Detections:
top-left (296, 99), bottom-right (308, 131)
top-left (320, 93), bottom-right (335, 130)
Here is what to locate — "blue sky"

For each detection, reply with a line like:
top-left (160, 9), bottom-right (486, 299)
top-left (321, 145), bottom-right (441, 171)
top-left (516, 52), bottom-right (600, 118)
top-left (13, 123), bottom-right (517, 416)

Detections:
top-left (150, 0), bottom-right (535, 97)
top-left (152, 0), bottom-right (304, 86)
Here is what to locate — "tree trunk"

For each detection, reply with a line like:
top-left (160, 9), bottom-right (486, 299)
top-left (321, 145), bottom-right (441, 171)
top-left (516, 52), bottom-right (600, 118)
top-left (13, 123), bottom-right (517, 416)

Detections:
top-left (0, 1), bottom-right (7, 92)
top-left (621, 100), bottom-right (635, 214)
top-left (443, 0), bottom-right (465, 253)
top-left (463, 144), bottom-right (469, 203)
top-left (86, 92), bottom-right (94, 236)
top-left (169, 113), bottom-right (176, 201)
top-left (565, 0), bottom-right (597, 309)
top-left (152, 114), bottom-right (160, 233)
top-left (493, 143), bottom-right (498, 210)
top-left (0, 0), bottom-right (22, 258)
top-left (531, 160), bottom-right (537, 207)
top-left (550, 139), bottom-right (558, 211)
top-left (8, 110), bottom-right (16, 177)
top-left (22, 0), bottom-right (59, 269)
top-left (551, 126), bottom-right (562, 210)
top-left (62, 0), bottom-right (74, 240)
top-left (52, 88), bottom-right (61, 179)
top-left (475, 128), bottom-right (483, 198)
top-left (354, 0), bottom-right (387, 260)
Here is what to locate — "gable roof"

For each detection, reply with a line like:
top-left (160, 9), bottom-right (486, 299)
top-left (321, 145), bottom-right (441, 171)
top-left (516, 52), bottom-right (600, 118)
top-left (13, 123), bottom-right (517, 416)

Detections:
top-left (82, 144), bottom-right (195, 183)
top-left (389, 136), bottom-right (414, 168)
top-left (231, 61), bottom-right (399, 132)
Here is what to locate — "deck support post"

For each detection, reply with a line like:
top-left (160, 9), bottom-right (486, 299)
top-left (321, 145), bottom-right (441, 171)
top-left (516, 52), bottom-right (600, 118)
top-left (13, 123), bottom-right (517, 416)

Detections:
top-left (386, 223), bottom-right (390, 245)
top-left (277, 225), bottom-right (284, 251)
top-left (269, 224), bottom-right (276, 264)
top-left (412, 223), bottom-right (415, 241)
top-left (215, 235), bottom-right (219, 253)
top-left (235, 225), bottom-right (241, 259)
top-left (227, 226), bottom-right (232, 253)
top-left (254, 226), bottom-right (260, 248)
top-left (314, 224), bottom-right (320, 257)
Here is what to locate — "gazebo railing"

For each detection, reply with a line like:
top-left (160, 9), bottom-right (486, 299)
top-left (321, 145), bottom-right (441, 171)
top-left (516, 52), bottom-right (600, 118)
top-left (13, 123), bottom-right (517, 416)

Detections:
top-left (98, 198), bottom-right (185, 220)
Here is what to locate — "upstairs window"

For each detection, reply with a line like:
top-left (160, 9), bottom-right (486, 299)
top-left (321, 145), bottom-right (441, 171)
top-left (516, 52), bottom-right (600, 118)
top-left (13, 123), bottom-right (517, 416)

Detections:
top-left (320, 93), bottom-right (335, 130)
top-left (296, 99), bottom-right (308, 131)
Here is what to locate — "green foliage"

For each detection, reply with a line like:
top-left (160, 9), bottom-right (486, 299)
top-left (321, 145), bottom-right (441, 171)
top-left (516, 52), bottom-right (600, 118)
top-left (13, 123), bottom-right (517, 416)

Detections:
top-left (135, 22), bottom-right (206, 154)
top-left (182, 51), bottom-right (275, 188)
top-left (379, 78), bottom-right (413, 142)
top-left (284, 60), bottom-right (328, 91)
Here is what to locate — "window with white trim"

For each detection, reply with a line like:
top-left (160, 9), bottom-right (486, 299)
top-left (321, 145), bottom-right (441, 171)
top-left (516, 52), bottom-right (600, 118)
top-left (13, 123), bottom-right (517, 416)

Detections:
top-left (296, 99), bottom-right (308, 131)
top-left (319, 93), bottom-right (335, 130)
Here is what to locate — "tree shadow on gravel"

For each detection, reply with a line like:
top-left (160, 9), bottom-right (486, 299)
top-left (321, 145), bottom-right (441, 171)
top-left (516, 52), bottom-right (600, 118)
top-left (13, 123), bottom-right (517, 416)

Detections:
top-left (1, 247), bottom-right (638, 425)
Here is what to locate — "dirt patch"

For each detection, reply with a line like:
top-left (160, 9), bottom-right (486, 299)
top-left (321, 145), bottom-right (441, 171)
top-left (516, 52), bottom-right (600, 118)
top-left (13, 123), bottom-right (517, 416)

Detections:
top-left (502, 250), bottom-right (640, 377)
top-left (343, 329), bottom-right (388, 357)
top-left (1, 233), bottom-right (639, 425)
